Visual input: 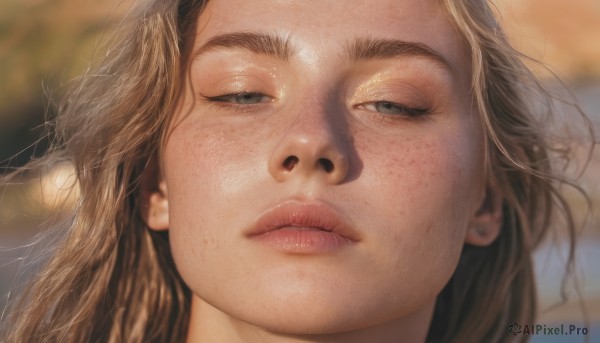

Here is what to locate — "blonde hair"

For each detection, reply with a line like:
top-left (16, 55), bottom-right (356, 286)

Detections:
top-left (429, 1), bottom-right (594, 341)
top-left (1, 0), bottom-right (593, 342)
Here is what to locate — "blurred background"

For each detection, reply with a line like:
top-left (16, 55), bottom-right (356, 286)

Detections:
top-left (0, 0), bottom-right (598, 341)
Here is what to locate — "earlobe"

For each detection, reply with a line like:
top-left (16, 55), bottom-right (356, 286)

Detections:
top-left (465, 186), bottom-right (503, 246)
top-left (145, 181), bottom-right (170, 231)
top-left (139, 158), bottom-right (170, 231)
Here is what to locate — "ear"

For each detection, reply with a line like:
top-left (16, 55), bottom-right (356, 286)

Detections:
top-left (139, 159), bottom-right (170, 231)
top-left (465, 186), bottom-right (503, 246)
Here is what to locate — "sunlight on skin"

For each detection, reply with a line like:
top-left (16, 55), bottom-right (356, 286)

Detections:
top-left (145, 1), bottom-right (502, 342)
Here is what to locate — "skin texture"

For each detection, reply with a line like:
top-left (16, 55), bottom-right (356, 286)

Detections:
top-left (145, 0), bottom-right (503, 342)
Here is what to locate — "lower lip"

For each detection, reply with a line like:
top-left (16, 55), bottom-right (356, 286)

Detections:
top-left (251, 227), bottom-right (356, 254)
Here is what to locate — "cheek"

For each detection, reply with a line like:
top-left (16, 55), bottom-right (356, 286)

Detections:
top-left (162, 116), bottom-right (275, 281)
top-left (358, 128), bottom-right (480, 210)
top-left (162, 122), bottom-right (234, 246)
top-left (355, 125), bottom-right (483, 283)
top-left (165, 118), bottom-right (264, 199)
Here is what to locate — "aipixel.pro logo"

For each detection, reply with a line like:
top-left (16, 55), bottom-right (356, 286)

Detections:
top-left (509, 322), bottom-right (589, 336)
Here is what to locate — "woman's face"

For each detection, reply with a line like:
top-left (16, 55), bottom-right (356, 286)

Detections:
top-left (158, 0), bottom-right (488, 336)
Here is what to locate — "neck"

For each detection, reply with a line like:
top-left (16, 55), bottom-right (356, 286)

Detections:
top-left (186, 294), bottom-right (434, 343)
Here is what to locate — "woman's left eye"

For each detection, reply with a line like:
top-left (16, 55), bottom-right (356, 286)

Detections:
top-left (204, 92), bottom-right (271, 105)
top-left (360, 101), bottom-right (431, 117)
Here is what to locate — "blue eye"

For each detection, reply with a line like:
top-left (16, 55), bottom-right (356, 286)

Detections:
top-left (205, 92), bottom-right (270, 104)
top-left (362, 101), bottom-right (431, 117)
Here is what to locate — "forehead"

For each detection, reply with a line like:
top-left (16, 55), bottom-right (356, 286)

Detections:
top-left (193, 0), bottom-right (470, 77)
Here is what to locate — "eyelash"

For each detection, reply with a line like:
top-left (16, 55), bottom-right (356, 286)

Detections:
top-left (200, 92), bottom-right (433, 120)
top-left (357, 101), bottom-right (433, 120)
top-left (199, 92), bottom-right (272, 112)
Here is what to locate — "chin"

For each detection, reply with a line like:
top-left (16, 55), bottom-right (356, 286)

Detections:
top-left (231, 288), bottom-right (417, 336)
top-left (245, 306), bottom-right (375, 335)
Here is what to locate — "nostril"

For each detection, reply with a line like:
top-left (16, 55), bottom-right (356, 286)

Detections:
top-left (283, 156), bottom-right (299, 171)
top-left (318, 158), bottom-right (334, 173)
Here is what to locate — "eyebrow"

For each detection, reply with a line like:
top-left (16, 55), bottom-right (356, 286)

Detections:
top-left (345, 37), bottom-right (452, 72)
top-left (194, 32), bottom-right (452, 72)
top-left (194, 32), bottom-right (294, 60)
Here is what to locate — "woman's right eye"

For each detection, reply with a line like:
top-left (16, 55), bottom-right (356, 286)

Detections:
top-left (203, 92), bottom-right (271, 105)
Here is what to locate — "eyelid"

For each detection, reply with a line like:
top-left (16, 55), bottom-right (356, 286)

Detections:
top-left (354, 83), bottom-right (427, 103)
top-left (355, 100), bottom-right (433, 117)
top-left (198, 91), bottom-right (276, 114)
top-left (349, 77), bottom-right (436, 118)
top-left (191, 59), bottom-right (283, 99)
top-left (202, 92), bottom-right (273, 103)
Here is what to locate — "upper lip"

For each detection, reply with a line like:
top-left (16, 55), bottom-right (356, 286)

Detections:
top-left (245, 200), bottom-right (361, 242)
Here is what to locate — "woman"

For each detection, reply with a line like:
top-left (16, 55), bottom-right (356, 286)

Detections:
top-left (2, 0), bottom-right (593, 342)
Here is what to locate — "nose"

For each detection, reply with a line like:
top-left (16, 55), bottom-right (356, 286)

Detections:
top-left (268, 108), bottom-right (350, 184)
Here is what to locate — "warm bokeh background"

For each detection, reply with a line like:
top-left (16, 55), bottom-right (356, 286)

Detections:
top-left (1, 0), bottom-right (599, 341)
top-left (498, 0), bottom-right (600, 81)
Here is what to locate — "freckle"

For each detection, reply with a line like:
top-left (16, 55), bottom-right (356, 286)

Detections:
top-left (386, 155), bottom-right (401, 171)
top-left (425, 224), bottom-right (434, 235)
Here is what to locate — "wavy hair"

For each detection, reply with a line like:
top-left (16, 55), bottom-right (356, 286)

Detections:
top-left (1, 0), bottom-right (593, 342)
top-left (428, 1), bottom-right (593, 342)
